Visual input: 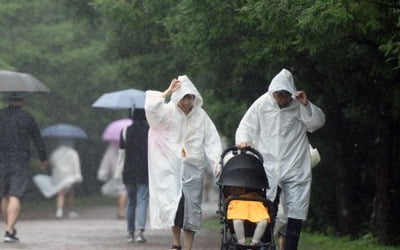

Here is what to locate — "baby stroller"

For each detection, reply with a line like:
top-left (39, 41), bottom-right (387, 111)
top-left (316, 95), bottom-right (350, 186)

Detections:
top-left (217, 146), bottom-right (276, 250)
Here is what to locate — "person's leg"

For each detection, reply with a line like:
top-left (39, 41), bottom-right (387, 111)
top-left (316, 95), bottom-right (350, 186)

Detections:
top-left (5, 196), bottom-right (21, 233)
top-left (284, 218), bottom-right (302, 250)
top-left (135, 184), bottom-right (149, 230)
top-left (281, 176), bottom-right (309, 250)
top-left (56, 191), bottom-right (65, 218)
top-left (1, 197), bottom-right (9, 224)
top-left (135, 184), bottom-right (149, 242)
top-left (117, 193), bottom-right (127, 219)
top-left (172, 194), bottom-right (184, 249)
top-left (171, 226), bottom-right (182, 248)
top-left (279, 234), bottom-right (285, 250)
top-left (183, 229), bottom-right (195, 250)
top-left (125, 184), bottom-right (137, 240)
top-left (67, 187), bottom-right (75, 211)
top-left (251, 219), bottom-right (267, 245)
top-left (233, 219), bottom-right (246, 244)
top-left (66, 187), bottom-right (78, 218)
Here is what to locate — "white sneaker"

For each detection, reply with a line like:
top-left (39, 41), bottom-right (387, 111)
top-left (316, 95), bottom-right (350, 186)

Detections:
top-left (68, 211), bottom-right (78, 218)
top-left (135, 234), bottom-right (146, 243)
top-left (56, 209), bottom-right (63, 219)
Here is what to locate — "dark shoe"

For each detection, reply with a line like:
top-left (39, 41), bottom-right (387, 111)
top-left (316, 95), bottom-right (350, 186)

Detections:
top-left (4, 229), bottom-right (19, 243)
top-left (127, 232), bottom-right (134, 242)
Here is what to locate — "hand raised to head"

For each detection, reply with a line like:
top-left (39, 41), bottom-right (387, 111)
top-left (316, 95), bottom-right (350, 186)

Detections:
top-left (162, 78), bottom-right (181, 97)
top-left (295, 91), bottom-right (309, 105)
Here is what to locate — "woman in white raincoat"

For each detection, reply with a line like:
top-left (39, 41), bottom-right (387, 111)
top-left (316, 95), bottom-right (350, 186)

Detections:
top-left (49, 141), bottom-right (83, 219)
top-left (235, 69), bottom-right (325, 250)
top-left (145, 75), bottom-right (221, 250)
top-left (97, 141), bottom-right (127, 219)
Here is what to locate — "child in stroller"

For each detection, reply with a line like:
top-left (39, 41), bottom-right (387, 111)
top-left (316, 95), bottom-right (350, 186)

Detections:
top-left (225, 185), bottom-right (270, 246)
top-left (217, 147), bottom-right (276, 250)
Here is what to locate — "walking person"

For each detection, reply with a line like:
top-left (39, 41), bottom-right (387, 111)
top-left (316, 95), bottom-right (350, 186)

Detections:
top-left (49, 141), bottom-right (83, 219)
top-left (97, 141), bottom-right (127, 219)
top-left (0, 93), bottom-right (47, 243)
top-left (235, 69), bottom-right (325, 250)
top-left (117, 108), bottom-right (149, 243)
top-left (145, 75), bottom-right (222, 250)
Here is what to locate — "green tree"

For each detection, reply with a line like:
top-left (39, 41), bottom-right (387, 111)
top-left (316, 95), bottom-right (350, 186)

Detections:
top-left (164, 0), bottom-right (400, 243)
top-left (0, 0), bottom-right (123, 195)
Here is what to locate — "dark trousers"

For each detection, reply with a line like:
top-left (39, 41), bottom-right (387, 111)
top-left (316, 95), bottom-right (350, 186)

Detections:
top-left (284, 218), bottom-right (302, 250)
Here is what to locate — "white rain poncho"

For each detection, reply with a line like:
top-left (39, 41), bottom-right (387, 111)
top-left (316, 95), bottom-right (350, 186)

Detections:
top-left (145, 75), bottom-right (221, 232)
top-left (235, 69), bottom-right (325, 220)
top-left (97, 142), bottom-right (126, 197)
top-left (50, 145), bottom-right (82, 190)
top-left (33, 145), bottom-right (82, 198)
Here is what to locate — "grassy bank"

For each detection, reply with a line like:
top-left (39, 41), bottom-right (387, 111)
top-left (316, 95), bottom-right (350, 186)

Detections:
top-left (203, 216), bottom-right (400, 250)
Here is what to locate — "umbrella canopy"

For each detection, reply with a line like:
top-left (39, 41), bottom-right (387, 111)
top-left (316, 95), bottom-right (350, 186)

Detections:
top-left (92, 88), bottom-right (145, 110)
top-left (41, 123), bottom-right (88, 139)
top-left (0, 70), bottom-right (50, 92)
top-left (102, 118), bottom-right (133, 143)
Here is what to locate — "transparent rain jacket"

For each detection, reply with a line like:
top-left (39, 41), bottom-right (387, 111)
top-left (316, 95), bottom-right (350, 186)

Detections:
top-left (235, 69), bottom-right (325, 220)
top-left (145, 75), bottom-right (221, 231)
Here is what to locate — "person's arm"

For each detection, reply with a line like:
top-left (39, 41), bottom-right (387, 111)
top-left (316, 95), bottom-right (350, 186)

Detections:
top-left (72, 149), bottom-right (83, 183)
top-left (114, 127), bottom-right (127, 179)
top-left (235, 100), bottom-right (261, 149)
top-left (161, 78), bottom-right (181, 98)
top-left (27, 114), bottom-right (47, 162)
top-left (297, 91), bottom-right (325, 132)
top-left (145, 78), bottom-right (181, 128)
top-left (203, 114), bottom-right (222, 178)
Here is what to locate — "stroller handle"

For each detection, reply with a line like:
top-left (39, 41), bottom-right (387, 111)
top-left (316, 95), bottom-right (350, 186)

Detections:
top-left (220, 146), bottom-right (264, 166)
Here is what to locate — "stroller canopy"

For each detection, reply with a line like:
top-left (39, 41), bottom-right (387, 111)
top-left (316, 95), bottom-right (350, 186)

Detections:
top-left (217, 147), bottom-right (268, 190)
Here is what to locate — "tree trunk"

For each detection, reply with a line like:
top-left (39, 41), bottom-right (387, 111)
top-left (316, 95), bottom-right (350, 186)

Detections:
top-left (334, 140), bottom-right (354, 235)
top-left (373, 85), bottom-right (393, 243)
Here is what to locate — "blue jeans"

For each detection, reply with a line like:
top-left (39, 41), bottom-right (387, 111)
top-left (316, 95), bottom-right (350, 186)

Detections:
top-left (126, 183), bottom-right (149, 233)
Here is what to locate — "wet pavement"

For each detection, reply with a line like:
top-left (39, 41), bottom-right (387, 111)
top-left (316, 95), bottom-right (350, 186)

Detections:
top-left (0, 198), bottom-right (222, 250)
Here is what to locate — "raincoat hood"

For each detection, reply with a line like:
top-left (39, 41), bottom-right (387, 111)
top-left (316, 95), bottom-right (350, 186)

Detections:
top-left (171, 75), bottom-right (203, 108)
top-left (268, 69), bottom-right (297, 96)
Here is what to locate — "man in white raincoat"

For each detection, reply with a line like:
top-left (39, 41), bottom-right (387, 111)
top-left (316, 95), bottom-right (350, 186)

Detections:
top-left (235, 69), bottom-right (325, 250)
top-left (145, 75), bottom-right (221, 250)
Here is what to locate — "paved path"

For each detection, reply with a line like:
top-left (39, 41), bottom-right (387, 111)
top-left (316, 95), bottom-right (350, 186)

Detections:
top-left (0, 200), bottom-right (222, 250)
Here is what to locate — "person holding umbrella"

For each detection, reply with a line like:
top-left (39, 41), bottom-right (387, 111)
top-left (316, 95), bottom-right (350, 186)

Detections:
top-left (34, 123), bottom-right (86, 219)
top-left (116, 109), bottom-right (150, 243)
top-left (0, 93), bottom-right (48, 243)
top-left (49, 139), bottom-right (83, 219)
top-left (97, 119), bottom-right (131, 220)
top-left (145, 75), bottom-right (222, 250)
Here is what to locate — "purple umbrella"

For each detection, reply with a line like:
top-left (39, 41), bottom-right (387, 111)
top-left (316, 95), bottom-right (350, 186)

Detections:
top-left (102, 118), bottom-right (133, 143)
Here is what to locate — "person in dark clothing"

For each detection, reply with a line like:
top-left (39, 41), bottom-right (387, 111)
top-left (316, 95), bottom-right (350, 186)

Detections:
top-left (0, 94), bottom-right (47, 243)
top-left (120, 108), bottom-right (149, 243)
